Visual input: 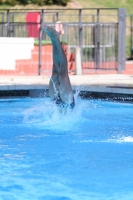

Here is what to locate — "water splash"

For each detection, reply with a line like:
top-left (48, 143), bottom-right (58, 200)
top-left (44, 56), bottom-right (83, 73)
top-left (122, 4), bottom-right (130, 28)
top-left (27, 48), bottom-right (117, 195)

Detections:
top-left (23, 92), bottom-right (91, 131)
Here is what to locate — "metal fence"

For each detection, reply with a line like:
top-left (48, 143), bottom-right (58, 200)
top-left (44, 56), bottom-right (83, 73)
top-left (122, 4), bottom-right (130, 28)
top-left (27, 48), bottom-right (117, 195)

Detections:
top-left (43, 22), bottom-right (118, 70)
top-left (0, 8), bottom-right (126, 75)
top-left (126, 14), bottom-right (133, 59)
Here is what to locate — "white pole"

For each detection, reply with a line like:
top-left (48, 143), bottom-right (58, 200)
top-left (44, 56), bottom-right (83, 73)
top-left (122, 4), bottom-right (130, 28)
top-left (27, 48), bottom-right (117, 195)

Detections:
top-left (75, 46), bottom-right (82, 75)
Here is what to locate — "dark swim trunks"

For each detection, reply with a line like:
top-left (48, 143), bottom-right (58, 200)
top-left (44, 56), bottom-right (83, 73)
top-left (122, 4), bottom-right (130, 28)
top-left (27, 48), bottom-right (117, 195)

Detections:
top-left (54, 95), bottom-right (75, 109)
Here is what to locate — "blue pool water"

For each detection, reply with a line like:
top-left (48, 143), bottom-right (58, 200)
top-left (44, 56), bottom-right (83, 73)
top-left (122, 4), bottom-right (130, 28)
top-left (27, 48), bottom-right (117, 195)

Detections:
top-left (0, 96), bottom-right (133, 200)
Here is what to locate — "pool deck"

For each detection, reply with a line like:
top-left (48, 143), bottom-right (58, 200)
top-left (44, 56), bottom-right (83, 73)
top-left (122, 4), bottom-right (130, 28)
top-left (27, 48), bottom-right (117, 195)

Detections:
top-left (0, 74), bottom-right (133, 97)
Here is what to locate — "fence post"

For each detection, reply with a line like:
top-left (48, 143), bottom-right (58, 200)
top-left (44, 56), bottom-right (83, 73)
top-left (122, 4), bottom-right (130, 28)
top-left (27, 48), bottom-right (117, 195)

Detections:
top-left (95, 9), bottom-right (100, 69)
top-left (7, 9), bottom-right (10, 37)
top-left (75, 46), bottom-right (82, 75)
top-left (11, 13), bottom-right (15, 37)
top-left (79, 9), bottom-right (82, 48)
top-left (75, 9), bottom-right (82, 75)
top-left (39, 9), bottom-right (44, 75)
top-left (118, 8), bottom-right (126, 73)
top-left (130, 15), bottom-right (133, 58)
top-left (2, 13), bottom-right (4, 37)
top-left (56, 12), bottom-right (59, 22)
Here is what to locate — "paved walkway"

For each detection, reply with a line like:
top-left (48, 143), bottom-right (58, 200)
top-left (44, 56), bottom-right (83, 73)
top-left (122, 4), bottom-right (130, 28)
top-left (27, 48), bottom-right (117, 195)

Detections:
top-left (0, 74), bottom-right (133, 95)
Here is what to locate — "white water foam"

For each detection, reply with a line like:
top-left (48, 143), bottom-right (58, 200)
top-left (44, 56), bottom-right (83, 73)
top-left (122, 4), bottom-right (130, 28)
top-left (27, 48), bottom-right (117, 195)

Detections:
top-left (22, 91), bottom-right (92, 131)
top-left (77, 136), bottom-right (133, 144)
top-left (107, 136), bottom-right (133, 143)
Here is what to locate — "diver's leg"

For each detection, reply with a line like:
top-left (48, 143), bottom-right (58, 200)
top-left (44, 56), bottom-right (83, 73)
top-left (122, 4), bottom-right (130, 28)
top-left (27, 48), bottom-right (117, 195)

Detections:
top-left (49, 69), bottom-right (60, 100)
top-left (58, 74), bottom-right (75, 107)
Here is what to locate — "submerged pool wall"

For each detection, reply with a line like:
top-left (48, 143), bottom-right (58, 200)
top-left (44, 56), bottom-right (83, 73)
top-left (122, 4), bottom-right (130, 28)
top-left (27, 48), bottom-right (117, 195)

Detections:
top-left (0, 88), bottom-right (133, 103)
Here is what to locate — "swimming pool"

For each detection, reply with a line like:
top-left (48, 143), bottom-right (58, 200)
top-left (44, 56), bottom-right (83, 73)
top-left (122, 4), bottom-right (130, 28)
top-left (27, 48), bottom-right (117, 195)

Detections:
top-left (0, 96), bottom-right (133, 200)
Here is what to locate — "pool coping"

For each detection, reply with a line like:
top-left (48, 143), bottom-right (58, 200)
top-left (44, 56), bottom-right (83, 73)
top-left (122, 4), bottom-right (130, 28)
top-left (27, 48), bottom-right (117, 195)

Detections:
top-left (0, 75), bottom-right (133, 100)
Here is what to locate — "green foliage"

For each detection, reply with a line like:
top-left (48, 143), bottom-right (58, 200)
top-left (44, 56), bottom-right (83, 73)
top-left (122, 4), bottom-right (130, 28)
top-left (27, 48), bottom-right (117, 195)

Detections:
top-left (0, 0), bottom-right (70, 6)
top-left (82, 47), bottom-right (94, 61)
top-left (126, 35), bottom-right (132, 58)
top-left (34, 39), bottom-right (68, 45)
top-left (52, 0), bottom-right (69, 6)
top-left (34, 40), bottom-right (52, 45)
top-left (0, 0), bottom-right (18, 5)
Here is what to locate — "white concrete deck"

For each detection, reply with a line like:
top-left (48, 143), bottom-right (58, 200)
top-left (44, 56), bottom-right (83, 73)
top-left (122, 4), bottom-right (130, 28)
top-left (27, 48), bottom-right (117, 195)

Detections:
top-left (0, 74), bottom-right (133, 95)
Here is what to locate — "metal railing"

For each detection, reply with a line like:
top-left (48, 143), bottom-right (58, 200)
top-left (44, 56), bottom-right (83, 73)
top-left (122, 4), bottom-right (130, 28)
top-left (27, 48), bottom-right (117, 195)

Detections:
top-left (0, 8), bottom-right (126, 75)
top-left (126, 14), bottom-right (133, 59)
